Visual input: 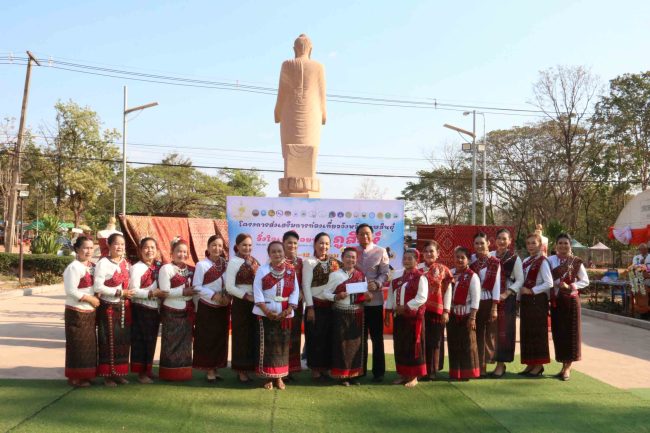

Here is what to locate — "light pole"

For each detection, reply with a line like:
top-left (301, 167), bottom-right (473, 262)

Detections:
top-left (444, 111), bottom-right (477, 224)
top-left (122, 85), bottom-right (158, 216)
top-left (464, 111), bottom-right (487, 225)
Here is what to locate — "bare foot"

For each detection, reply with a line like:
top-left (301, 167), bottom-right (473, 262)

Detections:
top-left (404, 377), bottom-right (418, 388)
top-left (276, 378), bottom-right (286, 390)
top-left (114, 376), bottom-right (129, 385)
top-left (428, 374), bottom-right (437, 381)
top-left (104, 378), bottom-right (117, 387)
top-left (263, 380), bottom-right (273, 390)
top-left (238, 372), bottom-right (250, 383)
top-left (311, 372), bottom-right (322, 380)
top-left (67, 379), bottom-right (79, 387)
top-left (78, 380), bottom-right (92, 387)
top-left (392, 377), bottom-right (405, 385)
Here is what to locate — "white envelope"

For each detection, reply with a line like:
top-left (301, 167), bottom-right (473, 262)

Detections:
top-left (345, 282), bottom-right (368, 294)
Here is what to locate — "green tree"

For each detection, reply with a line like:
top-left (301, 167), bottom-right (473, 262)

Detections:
top-left (40, 100), bottom-right (121, 226)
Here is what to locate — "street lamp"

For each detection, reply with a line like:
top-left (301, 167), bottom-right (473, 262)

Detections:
top-left (444, 112), bottom-right (478, 224)
top-left (122, 85), bottom-right (158, 216)
top-left (464, 111), bottom-right (487, 225)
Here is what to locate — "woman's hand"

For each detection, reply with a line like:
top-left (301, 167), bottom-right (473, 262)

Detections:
top-left (182, 286), bottom-right (194, 297)
top-left (83, 295), bottom-right (100, 308)
top-left (153, 289), bottom-right (168, 299)
top-left (384, 312), bottom-right (391, 327)
top-left (335, 291), bottom-right (348, 301)
top-left (520, 287), bottom-right (533, 296)
top-left (395, 305), bottom-right (406, 316)
top-left (124, 289), bottom-right (136, 299)
top-left (243, 293), bottom-right (254, 303)
top-left (442, 312), bottom-right (449, 324)
top-left (467, 318), bottom-right (476, 330)
top-left (489, 306), bottom-right (498, 322)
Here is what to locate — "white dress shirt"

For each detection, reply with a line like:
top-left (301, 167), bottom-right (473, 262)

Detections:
top-left (385, 269), bottom-right (428, 311)
top-left (547, 255), bottom-right (590, 296)
top-left (193, 257), bottom-right (228, 306)
top-left (63, 260), bottom-right (95, 311)
top-left (490, 251), bottom-right (524, 295)
top-left (129, 261), bottom-right (160, 309)
top-left (252, 263), bottom-right (299, 318)
top-left (159, 263), bottom-right (194, 310)
top-left (522, 255), bottom-right (553, 295)
top-left (93, 257), bottom-right (129, 303)
top-left (444, 269), bottom-right (481, 316)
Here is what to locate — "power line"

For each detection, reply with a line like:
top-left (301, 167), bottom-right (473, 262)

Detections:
top-left (6, 148), bottom-right (642, 185)
top-left (0, 57), bottom-right (552, 117)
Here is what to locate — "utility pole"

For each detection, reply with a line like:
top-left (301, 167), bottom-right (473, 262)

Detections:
top-left (4, 51), bottom-right (40, 253)
top-left (471, 110), bottom-right (477, 225)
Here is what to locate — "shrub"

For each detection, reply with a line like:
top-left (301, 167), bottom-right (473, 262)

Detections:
top-left (34, 271), bottom-right (63, 285)
top-left (0, 253), bottom-right (73, 275)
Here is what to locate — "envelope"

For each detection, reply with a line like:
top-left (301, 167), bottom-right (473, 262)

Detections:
top-left (346, 281), bottom-right (368, 294)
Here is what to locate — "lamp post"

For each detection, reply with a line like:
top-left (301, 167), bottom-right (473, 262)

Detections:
top-left (464, 111), bottom-right (487, 225)
top-left (444, 112), bottom-right (477, 224)
top-left (122, 85), bottom-right (158, 216)
top-left (16, 183), bottom-right (29, 287)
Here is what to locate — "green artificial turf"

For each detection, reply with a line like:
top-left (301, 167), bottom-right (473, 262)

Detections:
top-left (2, 359), bottom-right (650, 433)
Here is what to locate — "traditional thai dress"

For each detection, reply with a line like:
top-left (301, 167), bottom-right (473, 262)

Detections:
top-left (129, 260), bottom-right (162, 376)
top-left (93, 257), bottom-right (131, 377)
top-left (252, 263), bottom-right (299, 378)
top-left (225, 254), bottom-right (260, 373)
top-left (444, 268), bottom-right (481, 380)
top-left (158, 263), bottom-right (195, 381)
top-left (324, 269), bottom-right (367, 379)
top-left (386, 268), bottom-right (428, 378)
top-left (548, 255), bottom-right (589, 363)
top-left (417, 262), bottom-right (453, 377)
top-left (192, 256), bottom-right (230, 371)
top-left (302, 256), bottom-right (341, 372)
top-left (469, 255), bottom-right (501, 373)
top-left (490, 250), bottom-right (524, 363)
top-left (520, 254), bottom-right (553, 366)
top-left (285, 256), bottom-right (304, 374)
top-left (63, 260), bottom-right (97, 381)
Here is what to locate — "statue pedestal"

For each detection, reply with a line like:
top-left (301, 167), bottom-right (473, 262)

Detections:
top-left (278, 177), bottom-right (320, 198)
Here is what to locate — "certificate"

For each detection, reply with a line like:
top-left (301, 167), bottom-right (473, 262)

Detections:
top-left (346, 282), bottom-right (368, 294)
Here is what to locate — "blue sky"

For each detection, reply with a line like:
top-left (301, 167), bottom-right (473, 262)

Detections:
top-left (2, 0), bottom-right (649, 203)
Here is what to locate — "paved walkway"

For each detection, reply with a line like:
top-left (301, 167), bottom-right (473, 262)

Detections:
top-left (1, 287), bottom-right (649, 389)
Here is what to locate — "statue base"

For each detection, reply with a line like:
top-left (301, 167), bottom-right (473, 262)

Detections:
top-left (279, 176), bottom-right (320, 198)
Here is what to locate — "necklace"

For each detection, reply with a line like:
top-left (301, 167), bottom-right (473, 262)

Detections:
top-left (318, 256), bottom-right (330, 272)
top-left (271, 263), bottom-right (286, 279)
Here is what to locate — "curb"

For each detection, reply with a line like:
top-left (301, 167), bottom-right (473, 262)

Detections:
top-left (582, 307), bottom-right (650, 331)
top-left (0, 283), bottom-right (63, 300)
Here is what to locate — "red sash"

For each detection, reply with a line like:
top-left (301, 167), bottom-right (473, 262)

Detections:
top-left (285, 257), bottom-right (303, 288)
top-left (550, 256), bottom-right (582, 307)
top-left (495, 251), bottom-right (517, 294)
top-left (203, 259), bottom-right (226, 285)
top-left (169, 265), bottom-right (195, 288)
top-left (334, 269), bottom-right (367, 304)
top-left (470, 255), bottom-right (500, 292)
top-left (452, 268), bottom-right (475, 306)
top-left (103, 259), bottom-right (130, 290)
top-left (523, 255), bottom-right (546, 290)
top-left (78, 263), bottom-right (95, 289)
top-left (140, 261), bottom-right (162, 288)
top-left (424, 263), bottom-right (453, 314)
top-left (392, 268), bottom-right (425, 357)
top-left (261, 265), bottom-right (296, 311)
top-left (235, 256), bottom-right (259, 285)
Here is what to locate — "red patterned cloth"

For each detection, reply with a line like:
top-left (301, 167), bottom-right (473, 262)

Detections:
top-left (261, 265), bottom-right (296, 311)
top-left (203, 259), bottom-right (227, 285)
top-left (334, 269), bottom-right (367, 304)
top-left (78, 264), bottom-right (95, 289)
top-left (285, 257), bottom-right (303, 288)
top-left (417, 225), bottom-right (515, 268)
top-left (169, 265), bottom-right (195, 288)
top-left (496, 251), bottom-right (517, 293)
top-left (103, 260), bottom-right (130, 290)
top-left (188, 218), bottom-right (217, 263)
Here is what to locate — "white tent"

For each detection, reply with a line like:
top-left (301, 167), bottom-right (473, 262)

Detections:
top-left (589, 242), bottom-right (612, 267)
top-left (611, 189), bottom-right (650, 245)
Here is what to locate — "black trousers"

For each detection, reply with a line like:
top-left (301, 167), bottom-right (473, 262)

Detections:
top-left (363, 305), bottom-right (385, 378)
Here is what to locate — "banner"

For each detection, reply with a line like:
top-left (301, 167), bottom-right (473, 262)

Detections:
top-left (226, 196), bottom-right (405, 268)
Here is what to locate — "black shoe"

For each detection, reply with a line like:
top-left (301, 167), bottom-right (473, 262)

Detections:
top-left (517, 369), bottom-right (532, 376)
top-left (372, 376), bottom-right (384, 383)
top-left (340, 380), bottom-right (350, 387)
top-left (489, 369), bottom-right (506, 379)
top-left (526, 367), bottom-right (545, 378)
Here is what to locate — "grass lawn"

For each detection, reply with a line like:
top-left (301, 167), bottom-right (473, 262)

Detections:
top-left (2, 358), bottom-right (650, 433)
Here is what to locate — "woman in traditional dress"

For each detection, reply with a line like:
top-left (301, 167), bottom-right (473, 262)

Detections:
top-left (158, 237), bottom-right (196, 381)
top-left (470, 232), bottom-right (501, 377)
top-left (385, 249), bottom-right (428, 387)
top-left (444, 246), bottom-right (481, 381)
top-left (252, 241), bottom-right (299, 390)
top-left (129, 237), bottom-right (165, 383)
top-left (63, 236), bottom-right (100, 387)
top-left (490, 228), bottom-right (524, 378)
top-left (93, 233), bottom-right (133, 386)
top-left (302, 232), bottom-right (341, 380)
top-left (519, 233), bottom-right (553, 377)
top-left (549, 233), bottom-right (589, 381)
top-left (283, 230), bottom-right (303, 379)
top-left (225, 233), bottom-right (260, 383)
top-left (324, 247), bottom-right (370, 386)
top-left (418, 240), bottom-right (453, 380)
top-left (193, 235), bottom-right (230, 382)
